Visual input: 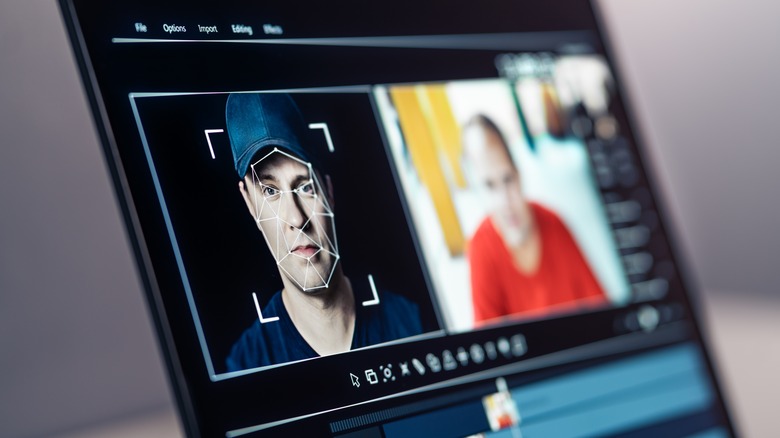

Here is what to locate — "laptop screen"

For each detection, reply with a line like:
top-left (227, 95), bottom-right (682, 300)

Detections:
top-left (60, 0), bottom-right (735, 435)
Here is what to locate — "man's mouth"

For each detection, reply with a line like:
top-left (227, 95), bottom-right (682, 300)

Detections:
top-left (291, 244), bottom-right (319, 258)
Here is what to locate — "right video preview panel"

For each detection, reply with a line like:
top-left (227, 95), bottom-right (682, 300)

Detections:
top-left (375, 54), bottom-right (635, 332)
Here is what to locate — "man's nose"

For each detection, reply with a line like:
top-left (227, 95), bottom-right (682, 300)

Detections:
top-left (281, 192), bottom-right (310, 229)
top-left (489, 186), bottom-right (510, 209)
top-left (503, 186), bottom-right (515, 207)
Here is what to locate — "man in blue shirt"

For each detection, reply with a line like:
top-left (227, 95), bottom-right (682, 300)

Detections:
top-left (224, 93), bottom-right (423, 371)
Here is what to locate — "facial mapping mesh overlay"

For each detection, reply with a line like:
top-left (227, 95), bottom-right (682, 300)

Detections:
top-left (250, 147), bottom-right (340, 292)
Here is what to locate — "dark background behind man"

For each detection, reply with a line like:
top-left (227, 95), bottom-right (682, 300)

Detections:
top-left (0, 0), bottom-right (777, 436)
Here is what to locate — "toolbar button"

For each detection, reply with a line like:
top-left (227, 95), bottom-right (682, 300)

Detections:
top-left (380, 363), bottom-right (395, 382)
top-left (365, 369), bottom-right (378, 385)
top-left (412, 358), bottom-right (426, 375)
top-left (510, 334), bottom-right (527, 357)
top-left (350, 373), bottom-right (360, 388)
top-left (470, 344), bottom-right (485, 364)
top-left (426, 353), bottom-right (442, 373)
top-left (442, 350), bottom-right (457, 370)
top-left (497, 337), bottom-right (511, 358)
top-left (637, 305), bottom-right (660, 332)
top-left (457, 347), bottom-right (469, 366)
top-left (484, 341), bottom-right (498, 360)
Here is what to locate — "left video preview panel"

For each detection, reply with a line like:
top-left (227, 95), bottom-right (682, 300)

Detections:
top-left (130, 90), bottom-right (443, 379)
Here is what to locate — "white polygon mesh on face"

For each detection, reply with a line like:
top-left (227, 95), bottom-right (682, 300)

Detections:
top-left (249, 148), bottom-right (339, 291)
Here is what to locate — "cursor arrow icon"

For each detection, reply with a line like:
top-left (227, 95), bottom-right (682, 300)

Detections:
top-left (350, 373), bottom-right (360, 388)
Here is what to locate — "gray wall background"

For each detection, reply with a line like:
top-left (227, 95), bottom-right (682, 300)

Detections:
top-left (600, 0), bottom-right (780, 297)
top-left (0, 0), bottom-right (777, 437)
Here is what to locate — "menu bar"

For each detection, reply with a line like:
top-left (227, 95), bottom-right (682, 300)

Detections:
top-left (127, 20), bottom-right (284, 39)
top-left (112, 26), bottom-right (596, 53)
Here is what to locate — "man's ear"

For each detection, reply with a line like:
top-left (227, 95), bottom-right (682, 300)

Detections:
top-left (239, 177), bottom-right (256, 220)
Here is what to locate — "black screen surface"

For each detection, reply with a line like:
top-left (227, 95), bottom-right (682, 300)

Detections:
top-left (59, 1), bottom-right (735, 436)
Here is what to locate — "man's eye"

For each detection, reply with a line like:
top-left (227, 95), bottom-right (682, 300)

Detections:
top-left (297, 181), bottom-right (314, 195)
top-left (262, 186), bottom-right (280, 198)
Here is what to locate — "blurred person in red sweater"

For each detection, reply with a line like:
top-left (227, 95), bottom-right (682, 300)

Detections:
top-left (462, 114), bottom-right (607, 324)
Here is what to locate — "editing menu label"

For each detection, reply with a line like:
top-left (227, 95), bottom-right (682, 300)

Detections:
top-left (231, 24), bottom-right (254, 36)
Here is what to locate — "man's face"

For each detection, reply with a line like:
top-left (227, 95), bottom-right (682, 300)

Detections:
top-left (463, 125), bottom-right (532, 247)
top-left (244, 149), bottom-right (339, 292)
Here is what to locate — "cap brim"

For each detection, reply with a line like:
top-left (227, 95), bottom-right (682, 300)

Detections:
top-left (236, 138), bottom-right (310, 178)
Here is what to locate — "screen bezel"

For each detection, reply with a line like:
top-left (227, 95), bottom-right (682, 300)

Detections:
top-left (57, 0), bottom-right (737, 435)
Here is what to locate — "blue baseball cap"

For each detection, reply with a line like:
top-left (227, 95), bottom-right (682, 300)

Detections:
top-left (225, 93), bottom-right (314, 178)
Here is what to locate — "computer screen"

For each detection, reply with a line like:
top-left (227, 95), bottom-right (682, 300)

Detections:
top-left (60, 0), bottom-right (735, 436)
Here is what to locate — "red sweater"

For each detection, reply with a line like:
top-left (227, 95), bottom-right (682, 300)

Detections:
top-left (469, 202), bottom-right (607, 324)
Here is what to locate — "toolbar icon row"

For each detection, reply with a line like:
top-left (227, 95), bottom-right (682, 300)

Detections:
top-left (419, 335), bottom-right (527, 374)
top-left (350, 334), bottom-right (526, 389)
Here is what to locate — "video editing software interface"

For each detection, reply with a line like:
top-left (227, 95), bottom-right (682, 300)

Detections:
top-left (62, 0), bottom-right (734, 436)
